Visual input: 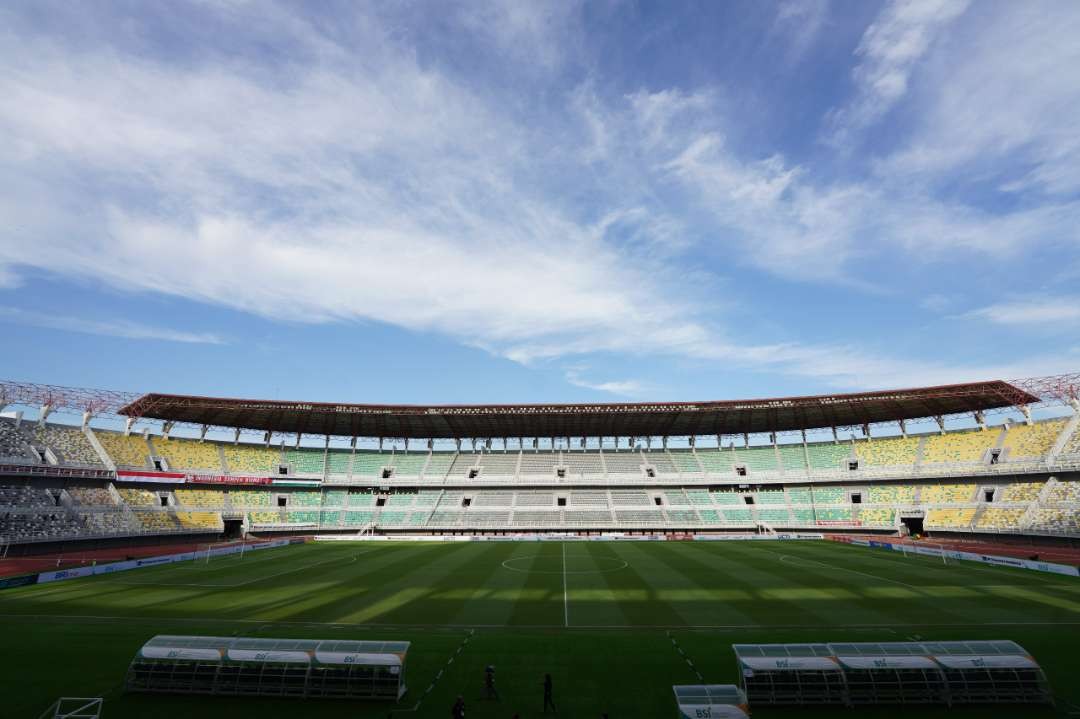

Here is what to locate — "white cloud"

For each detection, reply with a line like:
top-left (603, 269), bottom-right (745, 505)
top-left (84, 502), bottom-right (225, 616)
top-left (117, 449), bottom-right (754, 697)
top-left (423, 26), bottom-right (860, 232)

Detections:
top-left (965, 297), bottom-right (1080, 327)
top-left (563, 367), bottom-right (646, 397)
top-left (0, 2), bottom-right (1076, 396)
top-left (774, 0), bottom-right (830, 62)
top-left (0, 306), bottom-right (224, 344)
top-left (880, 2), bottom-right (1080, 196)
top-left (827, 0), bottom-right (970, 145)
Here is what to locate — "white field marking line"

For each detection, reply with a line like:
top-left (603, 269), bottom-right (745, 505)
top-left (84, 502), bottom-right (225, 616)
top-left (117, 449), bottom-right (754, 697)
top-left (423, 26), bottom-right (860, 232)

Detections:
top-left (5, 612), bottom-right (1080, 631)
top-left (500, 554), bottom-right (627, 575)
top-left (836, 542), bottom-right (1063, 581)
top-left (749, 542), bottom-right (922, 591)
top-left (562, 542), bottom-right (569, 628)
top-left (666, 630), bottom-right (704, 682)
top-left (100, 547), bottom-right (381, 588)
top-left (390, 629), bottom-right (475, 715)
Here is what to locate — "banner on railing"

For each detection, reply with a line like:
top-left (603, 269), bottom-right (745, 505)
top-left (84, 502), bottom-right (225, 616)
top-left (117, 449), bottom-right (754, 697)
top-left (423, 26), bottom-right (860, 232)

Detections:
top-left (115, 470), bottom-right (186, 484)
top-left (188, 474), bottom-right (272, 485)
top-left (843, 537), bottom-right (1080, 577)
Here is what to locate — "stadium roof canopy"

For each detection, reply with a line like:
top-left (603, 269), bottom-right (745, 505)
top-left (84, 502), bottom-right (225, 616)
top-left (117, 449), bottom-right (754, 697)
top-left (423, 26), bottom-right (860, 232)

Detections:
top-left (118, 380), bottom-right (1039, 439)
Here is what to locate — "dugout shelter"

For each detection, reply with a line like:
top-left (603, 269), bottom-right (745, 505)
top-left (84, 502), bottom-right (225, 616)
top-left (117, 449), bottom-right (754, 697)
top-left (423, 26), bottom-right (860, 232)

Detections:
top-left (126, 635), bottom-right (409, 700)
top-left (672, 684), bottom-right (750, 718)
top-left (734, 640), bottom-right (1051, 708)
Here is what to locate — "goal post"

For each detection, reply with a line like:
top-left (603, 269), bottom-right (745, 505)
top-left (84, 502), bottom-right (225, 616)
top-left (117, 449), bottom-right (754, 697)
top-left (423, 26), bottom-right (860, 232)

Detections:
top-left (37, 697), bottom-right (102, 719)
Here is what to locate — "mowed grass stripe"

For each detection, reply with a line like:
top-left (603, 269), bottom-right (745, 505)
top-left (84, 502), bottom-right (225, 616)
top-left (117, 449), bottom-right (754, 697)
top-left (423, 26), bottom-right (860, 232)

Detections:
top-left (568, 542), bottom-right (685, 627)
top-left (616, 541), bottom-right (759, 627)
top-left (738, 541), bottom-right (992, 626)
top-left (449, 541), bottom-right (553, 626)
top-left (679, 541), bottom-right (900, 626)
top-left (279, 542), bottom-right (481, 624)
top-left (505, 544), bottom-right (563, 627)
top-left (776, 541), bottom-right (1080, 623)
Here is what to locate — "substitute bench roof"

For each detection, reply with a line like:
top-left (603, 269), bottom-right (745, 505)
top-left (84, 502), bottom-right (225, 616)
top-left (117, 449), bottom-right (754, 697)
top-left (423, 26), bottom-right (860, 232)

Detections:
top-left (119, 379), bottom-right (1037, 439)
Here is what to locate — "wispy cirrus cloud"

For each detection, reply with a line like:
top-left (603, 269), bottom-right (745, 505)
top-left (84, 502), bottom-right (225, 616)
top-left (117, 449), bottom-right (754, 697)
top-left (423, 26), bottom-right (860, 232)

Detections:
top-left (0, 306), bottom-right (224, 344)
top-left (826, 0), bottom-right (970, 146)
top-left (963, 297), bottom-right (1080, 327)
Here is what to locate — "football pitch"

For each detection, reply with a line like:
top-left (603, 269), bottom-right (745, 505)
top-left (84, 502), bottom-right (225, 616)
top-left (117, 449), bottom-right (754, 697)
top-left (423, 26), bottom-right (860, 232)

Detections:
top-left (2, 539), bottom-right (1079, 718)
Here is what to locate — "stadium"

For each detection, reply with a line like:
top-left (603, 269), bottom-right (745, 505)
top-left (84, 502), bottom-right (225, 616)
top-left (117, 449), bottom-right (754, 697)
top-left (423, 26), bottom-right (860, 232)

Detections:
top-left (2, 374), bottom-right (1079, 718)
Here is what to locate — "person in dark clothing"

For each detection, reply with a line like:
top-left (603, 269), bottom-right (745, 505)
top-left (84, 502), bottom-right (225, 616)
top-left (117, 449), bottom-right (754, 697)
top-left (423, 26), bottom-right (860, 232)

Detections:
top-left (451, 695), bottom-right (465, 718)
top-left (543, 673), bottom-right (557, 713)
top-left (484, 665), bottom-right (500, 700)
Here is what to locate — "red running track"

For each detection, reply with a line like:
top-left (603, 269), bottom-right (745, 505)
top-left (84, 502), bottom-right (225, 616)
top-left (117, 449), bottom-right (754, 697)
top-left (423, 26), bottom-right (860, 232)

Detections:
top-left (831, 533), bottom-right (1080, 565)
top-left (0, 539), bottom-right (257, 579)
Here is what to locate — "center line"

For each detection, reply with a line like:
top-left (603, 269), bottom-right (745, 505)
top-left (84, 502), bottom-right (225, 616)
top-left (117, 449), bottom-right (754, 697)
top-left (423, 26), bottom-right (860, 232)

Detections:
top-left (562, 543), bottom-right (569, 628)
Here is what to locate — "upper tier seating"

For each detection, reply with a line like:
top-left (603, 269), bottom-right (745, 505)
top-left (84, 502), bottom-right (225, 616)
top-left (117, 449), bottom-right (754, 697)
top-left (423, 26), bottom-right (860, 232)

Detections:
top-left (475, 453), bottom-right (517, 476)
top-left (667, 450), bottom-right (702, 474)
top-left (777, 445), bottom-right (806, 472)
top-left (352, 452), bottom-right (387, 478)
top-left (925, 507), bottom-right (977, 529)
top-left (326, 450), bottom-right (351, 476)
top-left (289, 491), bottom-right (322, 506)
top-left (855, 436), bottom-right (919, 467)
top-left (569, 490), bottom-right (609, 507)
top-left (1001, 419), bottom-right (1066, 459)
top-left (922, 428), bottom-right (997, 464)
top-left (30, 424), bottom-right (103, 466)
top-left (786, 487), bottom-right (811, 504)
top-left (1061, 423), bottom-right (1080, 457)
top-left (228, 490), bottom-right (272, 507)
top-left (117, 487), bottom-right (160, 507)
top-left (0, 483), bottom-right (54, 507)
top-left (66, 486), bottom-right (115, 506)
top-left (95, 431), bottom-right (151, 468)
top-left (390, 453), bottom-right (429, 476)
top-left (1000, 482), bottom-right (1043, 502)
top-left (223, 444), bottom-right (280, 475)
top-left (1029, 507), bottom-right (1080, 533)
top-left (857, 508), bottom-right (895, 526)
top-left (563, 452), bottom-right (604, 476)
top-left (0, 421), bottom-right (31, 461)
top-left (975, 507), bottom-right (1025, 530)
top-left (176, 511), bottom-right (223, 531)
top-left (604, 453), bottom-right (642, 475)
top-left (447, 453), bottom-right (480, 477)
top-left (867, 484), bottom-right (916, 504)
top-left (643, 452), bottom-right (677, 474)
top-left (811, 486), bottom-right (846, 504)
top-left (519, 452), bottom-right (557, 475)
top-left (285, 448), bottom-right (325, 475)
top-left (920, 484), bottom-right (975, 503)
top-left (756, 490), bottom-right (786, 505)
top-left (515, 491), bottom-right (555, 507)
top-left (174, 489), bottom-right (225, 508)
top-left (0, 510), bottom-right (84, 542)
top-left (152, 437), bottom-right (222, 471)
top-left (423, 453), bottom-right (455, 478)
top-left (133, 510), bottom-right (182, 532)
top-left (806, 443), bottom-right (851, 470)
top-left (1046, 481), bottom-right (1080, 503)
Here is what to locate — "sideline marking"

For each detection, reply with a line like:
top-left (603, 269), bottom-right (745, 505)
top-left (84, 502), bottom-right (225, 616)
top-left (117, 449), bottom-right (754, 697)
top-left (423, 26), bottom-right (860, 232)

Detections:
top-left (667, 631), bottom-right (704, 681)
top-left (100, 547), bottom-right (380, 588)
top-left (389, 629), bottom-right (475, 715)
top-left (5, 612), bottom-right (1079, 631)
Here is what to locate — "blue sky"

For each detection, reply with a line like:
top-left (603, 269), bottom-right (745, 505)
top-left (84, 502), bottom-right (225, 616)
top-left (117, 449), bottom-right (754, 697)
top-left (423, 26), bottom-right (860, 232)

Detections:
top-left (2, 0), bottom-right (1079, 408)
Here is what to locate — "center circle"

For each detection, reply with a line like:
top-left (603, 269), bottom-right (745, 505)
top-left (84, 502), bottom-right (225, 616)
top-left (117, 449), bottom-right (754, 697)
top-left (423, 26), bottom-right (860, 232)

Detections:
top-left (501, 554), bottom-right (628, 575)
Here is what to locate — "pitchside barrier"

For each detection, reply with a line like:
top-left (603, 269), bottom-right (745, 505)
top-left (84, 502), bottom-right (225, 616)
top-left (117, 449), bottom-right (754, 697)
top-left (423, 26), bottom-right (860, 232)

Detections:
top-left (832, 536), bottom-right (1080, 577)
top-left (315, 532), bottom-right (826, 543)
top-left (0, 538), bottom-right (305, 591)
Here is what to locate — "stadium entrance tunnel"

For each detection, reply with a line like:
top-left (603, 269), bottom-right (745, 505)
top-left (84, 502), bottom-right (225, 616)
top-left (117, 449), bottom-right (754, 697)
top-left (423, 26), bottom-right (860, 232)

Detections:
top-left (901, 517), bottom-right (924, 536)
top-left (223, 519), bottom-right (244, 539)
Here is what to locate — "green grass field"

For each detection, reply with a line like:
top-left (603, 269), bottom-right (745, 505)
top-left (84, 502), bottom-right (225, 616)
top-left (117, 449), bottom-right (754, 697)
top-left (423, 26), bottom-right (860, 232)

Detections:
top-left (2, 539), bottom-right (1079, 718)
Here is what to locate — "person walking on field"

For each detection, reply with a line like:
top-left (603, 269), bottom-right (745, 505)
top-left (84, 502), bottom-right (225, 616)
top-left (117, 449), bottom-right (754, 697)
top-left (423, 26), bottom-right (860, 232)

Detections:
top-left (543, 673), bottom-right (557, 713)
top-left (451, 695), bottom-right (465, 719)
top-left (484, 665), bottom-right (500, 700)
